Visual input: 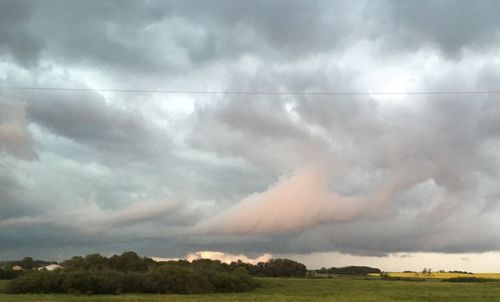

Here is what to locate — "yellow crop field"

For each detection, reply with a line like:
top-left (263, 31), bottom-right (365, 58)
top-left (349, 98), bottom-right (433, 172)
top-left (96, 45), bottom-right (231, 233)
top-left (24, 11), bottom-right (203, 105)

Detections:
top-left (376, 272), bottom-right (500, 279)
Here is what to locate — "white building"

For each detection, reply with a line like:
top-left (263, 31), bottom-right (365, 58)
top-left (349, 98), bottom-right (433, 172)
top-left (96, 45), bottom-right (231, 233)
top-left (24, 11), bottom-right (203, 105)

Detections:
top-left (38, 264), bottom-right (63, 271)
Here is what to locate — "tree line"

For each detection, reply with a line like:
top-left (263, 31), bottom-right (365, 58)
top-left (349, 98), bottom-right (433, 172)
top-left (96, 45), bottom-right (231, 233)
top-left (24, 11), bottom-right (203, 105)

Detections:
top-left (315, 266), bottom-right (381, 275)
top-left (59, 252), bottom-right (306, 277)
top-left (5, 251), bottom-right (307, 295)
top-left (7, 267), bottom-right (258, 294)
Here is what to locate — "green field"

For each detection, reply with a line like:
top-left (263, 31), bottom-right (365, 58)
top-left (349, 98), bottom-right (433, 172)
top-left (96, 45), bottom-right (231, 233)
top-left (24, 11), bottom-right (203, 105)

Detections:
top-left (1, 277), bottom-right (500, 301)
top-left (0, 280), bottom-right (7, 294)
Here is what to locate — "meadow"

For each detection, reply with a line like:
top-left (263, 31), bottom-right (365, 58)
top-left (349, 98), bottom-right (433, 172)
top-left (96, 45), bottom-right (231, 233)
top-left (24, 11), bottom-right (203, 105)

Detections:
top-left (1, 276), bottom-right (500, 301)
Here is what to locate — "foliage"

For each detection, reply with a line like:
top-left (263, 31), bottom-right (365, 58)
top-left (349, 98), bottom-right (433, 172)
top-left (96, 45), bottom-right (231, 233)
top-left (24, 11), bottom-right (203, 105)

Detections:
top-left (6, 264), bottom-right (258, 295)
top-left (3, 251), bottom-right (306, 295)
top-left (448, 270), bottom-right (473, 275)
top-left (317, 266), bottom-right (381, 276)
top-left (258, 259), bottom-right (307, 277)
top-left (0, 268), bottom-right (22, 280)
top-left (160, 257), bottom-right (307, 278)
top-left (62, 252), bottom-right (154, 272)
top-left (228, 259), bottom-right (307, 277)
top-left (381, 275), bottom-right (426, 282)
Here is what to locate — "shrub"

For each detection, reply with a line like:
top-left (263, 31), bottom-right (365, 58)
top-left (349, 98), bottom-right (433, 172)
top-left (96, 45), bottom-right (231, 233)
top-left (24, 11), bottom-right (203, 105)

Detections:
top-left (381, 275), bottom-right (426, 282)
top-left (143, 265), bottom-right (204, 294)
top-left (0, 268), bottom-right (22, 280)
top-left (204, 270), bottom-right (259, 292)
top-left (317, 266), bottom-right (381, 276)
top-left (6, 265), bottom-right (258, 295)
top-left (258, 259), bottom-right (307, 277)
top-left (7, 271), bottom-right (123, 294)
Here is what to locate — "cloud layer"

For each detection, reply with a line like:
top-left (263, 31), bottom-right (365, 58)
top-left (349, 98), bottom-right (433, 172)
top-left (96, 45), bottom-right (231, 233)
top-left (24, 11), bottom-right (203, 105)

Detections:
top-left (1, 0), bottom-right (500, 263)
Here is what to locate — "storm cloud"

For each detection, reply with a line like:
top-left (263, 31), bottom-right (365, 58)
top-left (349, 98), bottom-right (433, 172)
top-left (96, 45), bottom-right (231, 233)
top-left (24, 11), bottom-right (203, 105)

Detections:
top-left (1, 0), bottom-right (500, 265)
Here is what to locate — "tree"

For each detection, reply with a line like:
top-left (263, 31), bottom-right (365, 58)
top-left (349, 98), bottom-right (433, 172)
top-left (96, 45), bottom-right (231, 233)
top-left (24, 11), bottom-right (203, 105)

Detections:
top-left (84, 254), bottom-right (109, 271)
top-left (322, 266), bottom-right (381, 276)
top-left (261, 259), bottom-right (307, 277)
top-left (20, 257), bottom-right (34, 270)
top-left (109, 251), bottom-right (149, 271)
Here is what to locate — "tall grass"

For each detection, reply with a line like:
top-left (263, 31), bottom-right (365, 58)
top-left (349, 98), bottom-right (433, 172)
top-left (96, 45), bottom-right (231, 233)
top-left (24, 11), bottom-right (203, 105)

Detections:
top-left (2, 277), bottom-right (500, 301)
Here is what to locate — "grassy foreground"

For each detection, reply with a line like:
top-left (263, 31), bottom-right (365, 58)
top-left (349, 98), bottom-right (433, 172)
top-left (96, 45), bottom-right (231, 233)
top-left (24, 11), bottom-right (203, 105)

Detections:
top-left (1, 277), bottom-right (500, 301)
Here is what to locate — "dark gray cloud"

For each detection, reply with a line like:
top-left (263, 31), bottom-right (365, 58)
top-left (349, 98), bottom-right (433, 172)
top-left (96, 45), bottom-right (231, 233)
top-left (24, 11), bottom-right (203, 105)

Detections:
top-left (26, 92), bottom-right (172, 162)
top-left (30, 1), bottom-right (175, 74)
top-left (0, 167), bottom-right (40, 220)
top-left (6, 0), bottom-right (500, 74)
top-left (387, 0), bottom-right (500, 57)
top-left (0, 0), bottom-right (43, 66)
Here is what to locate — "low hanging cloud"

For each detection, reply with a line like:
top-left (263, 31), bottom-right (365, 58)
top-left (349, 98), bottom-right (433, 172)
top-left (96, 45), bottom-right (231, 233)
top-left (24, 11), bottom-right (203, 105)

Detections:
top-left (185, 251), bottom-right (272, 264)
top-left (153, 250), bottom-right (272, 265)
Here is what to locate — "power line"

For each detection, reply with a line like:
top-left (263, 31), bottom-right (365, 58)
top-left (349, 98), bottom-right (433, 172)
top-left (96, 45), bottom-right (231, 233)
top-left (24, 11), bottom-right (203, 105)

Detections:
top-left (1, 86), bottom-right (500, 96)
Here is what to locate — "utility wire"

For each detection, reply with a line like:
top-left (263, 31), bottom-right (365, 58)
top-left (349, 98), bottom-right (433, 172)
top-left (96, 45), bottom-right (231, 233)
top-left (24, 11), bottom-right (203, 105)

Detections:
top-left (1, 86), bottom-right (500, 96)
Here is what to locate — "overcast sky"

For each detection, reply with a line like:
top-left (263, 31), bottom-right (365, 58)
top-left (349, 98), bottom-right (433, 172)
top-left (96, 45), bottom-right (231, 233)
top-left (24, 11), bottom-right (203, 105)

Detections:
top-left (2, 0), bottom-right (500, 271)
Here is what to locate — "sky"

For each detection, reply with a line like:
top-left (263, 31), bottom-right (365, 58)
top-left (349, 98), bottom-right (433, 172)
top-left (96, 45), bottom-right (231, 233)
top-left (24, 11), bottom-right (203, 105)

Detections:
top-left (2, 0), bottom-right (500, 272)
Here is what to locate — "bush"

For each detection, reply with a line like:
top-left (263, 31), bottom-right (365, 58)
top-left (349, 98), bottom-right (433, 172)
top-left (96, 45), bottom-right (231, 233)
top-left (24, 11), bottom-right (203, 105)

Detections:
top-left (7, 271), bottom-right (125, 294)
top-left (317, 266), bottom-right (381, 276)
top-left (6, 265), bottom-right (259, 295)
top-left (62, 252), bottom-right (154, 272)
top-left (142, 265), bottom-right (206, 294)
top-left (204, 270), bottom-right (259, 293)
top-left (257, 259), bottom-right (307, 277)
top-left (381, 275), bottom-right (426, 282)
top-left (0, 268), bottom-right (22, 280)
top-left (7, 271), bottom-right (58, 293)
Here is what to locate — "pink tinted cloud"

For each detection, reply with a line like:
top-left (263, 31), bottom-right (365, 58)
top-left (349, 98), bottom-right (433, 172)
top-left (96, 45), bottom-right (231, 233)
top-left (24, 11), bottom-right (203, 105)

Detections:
top-left (194, 166), bottom-right (365, 234)
top-left (0, 101), bottom-right (37, 160)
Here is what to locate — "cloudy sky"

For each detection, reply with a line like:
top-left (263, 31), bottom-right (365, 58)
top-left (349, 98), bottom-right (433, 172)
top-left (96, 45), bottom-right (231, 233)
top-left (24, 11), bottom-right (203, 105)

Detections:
top-left (2, 0), bottom-right (500, 272)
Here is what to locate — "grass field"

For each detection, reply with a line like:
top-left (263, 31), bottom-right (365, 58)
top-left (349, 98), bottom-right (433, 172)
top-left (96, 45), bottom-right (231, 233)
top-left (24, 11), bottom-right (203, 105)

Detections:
top-left (1, 277), bottom-right (500, 301)
top-left (0, 280), bottom-right (7, 293)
